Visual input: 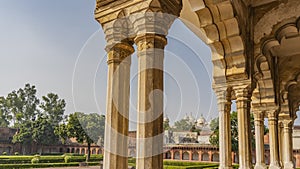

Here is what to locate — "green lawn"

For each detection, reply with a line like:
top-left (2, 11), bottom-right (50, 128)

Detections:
top-left (0, 155), bottom-right (223, 169)
top-left (0, 154), bottom-right (102, 169)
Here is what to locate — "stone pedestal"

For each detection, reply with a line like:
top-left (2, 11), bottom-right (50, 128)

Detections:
top-left (103, 43), bottom-right (134, 169)
top-left (135, 34), bottom-right (167, 169)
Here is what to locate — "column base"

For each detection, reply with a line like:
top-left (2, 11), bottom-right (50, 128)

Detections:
top-left (283, 161), bottom-right (294, 169)
top-left (239, 166), bottom-right (252, 169)
top-left (219, 166), bottom-right (233, 169)
top-left (269, 162), bottom-right (281, 169)
top-left (254, 163), bottom-right (267, 169)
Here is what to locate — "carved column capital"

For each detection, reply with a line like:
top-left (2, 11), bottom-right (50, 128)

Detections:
top-left (106, 42), bottom-right (134, 65)
top-left (253, 112), bottom-right (265, 123)
top-left (267, 108), bottom-right (279, 122)
top-left (134, 34), bottom-right (167, 52)
top-left (214, 88), bottom-right (232, 114)
top-left (130, 12), bottom-right (177, 36)
top-left (234, 85), bottom-right (251, 101)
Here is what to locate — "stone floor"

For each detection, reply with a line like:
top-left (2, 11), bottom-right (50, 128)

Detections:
top-left (34, 167), bottom-right (101, 169)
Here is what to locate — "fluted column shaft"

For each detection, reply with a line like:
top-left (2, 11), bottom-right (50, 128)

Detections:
top-left (254, 112), bottom-right (266, 169)
top-left (268, 111), bottom-right (281, 169)
top-left (235, 88), bottom-right (252, 169)
top-left (215, 89), bottom-right (232, 169)
top-left (103, 43), bottom-right (134, 169)
top-left (282, 119), bottom-right (294, 169)
top-left (278, 121), bottom-right (284, 166)
top-left (135, 34), bottom-right (167, 169)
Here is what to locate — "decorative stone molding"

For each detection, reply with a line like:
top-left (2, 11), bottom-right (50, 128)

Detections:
top-left (254, 0), bottom-right (300, 44)
top-left (95, 0), bottom-right (182, 27)
top-left (106, 42), bottom-right (135, 65)
top-left (183, 0), bottom-right (247, 84)
top-left (135, 34), bottom-right (167, 52)
top-left (259, 18), bottom-right (300, 120)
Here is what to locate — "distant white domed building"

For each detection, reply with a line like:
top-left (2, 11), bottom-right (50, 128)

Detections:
top-left (164, 113), bottom-right (213, 145)
top-left (196, 114), bottom-right (207, 128)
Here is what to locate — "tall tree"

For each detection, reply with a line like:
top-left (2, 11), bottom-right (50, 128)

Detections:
top-left (32, 115), bottom-right (59, 153)
top-left (209, 111), bottom-right (265, 152)
top-left (173, 118), bottom-right (194, 131)
top-left (6, 84), bottom-right (40, 128)
top-left (66, 112), bottom-right (105, 161)
top-left (31, 93), bottom-right (66, 151)
top-left (0, 97), bottom-right (12, 127)
top-left (54, 115), bottom-right (69, 144)
top-left (8, 84), bottom-right (40, 154)
top-left (40, 93), bottom-right (66, 126)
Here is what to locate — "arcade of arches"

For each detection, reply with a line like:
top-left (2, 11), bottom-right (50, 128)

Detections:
top-left (95, 0), bottom-right (300, 169)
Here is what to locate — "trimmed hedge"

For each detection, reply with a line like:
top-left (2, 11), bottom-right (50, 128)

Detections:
top-left (163, 161), bottom-right (214, 166)
top-left (0, 162), bottom-right (80, 169)
top-left (0, 155), bottom-right (103, 164)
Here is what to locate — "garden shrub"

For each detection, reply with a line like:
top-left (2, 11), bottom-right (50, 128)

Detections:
top-left (0, 162), bottom-right (80, 168)
top-left (31, 157), bottom-right (39, 164)
top-left (2, 152), bottom-right (6, 155)
top-left (64, 155), bottom-right (72, 163)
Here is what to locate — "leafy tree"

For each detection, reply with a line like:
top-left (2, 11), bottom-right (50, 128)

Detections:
top-left (6, 84), bottom-right (40, 128)
top-left (163, 120), bottom-right (170, 131)
top-left (65, 112), bottom-right (105, 161)
top-left (0, 97), bottom-right (12, 127)
top-left (190, 124), bottom-right (201, 135)
top-left (1, 84), bottom-right (66, 154)
top-left (32, 93), bottom-right (66, 151)
top-left (173, 118), bottom-right (194, 131)
top-left (32, 115), bottom-right (59, 153)
top-left (8, 84), bottom-right (40, 154)
top-left (40, 93), bottom-right (66, 126)
top-left (209, 111), bottom-right (265, 152)
top-left (54, 116), bottom-right (68, 144)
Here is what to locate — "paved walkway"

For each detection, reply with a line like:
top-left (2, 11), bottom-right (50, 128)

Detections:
top-left (34, 167), bottom-right (101, 169)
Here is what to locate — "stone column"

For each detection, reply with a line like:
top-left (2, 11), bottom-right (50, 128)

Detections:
top-left (215, 89), bottom-right (233, 169)
top-left (135, 34), bottom-right (167, 169)
top-left (253, 112), bottom-right (267, 169)
top-left (278, 121), bottom-right (283, 166)
top-left (103, 42), bottom-right (134, 169)
top-left (235, 87), bottom-right (252, 169)
top-left (282, 119), bottom-right (294, 169)
top-left (268, 110), bottom-right (281, 169)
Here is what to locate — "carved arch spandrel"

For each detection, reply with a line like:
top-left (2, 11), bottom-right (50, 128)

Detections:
top-left (252, 54), bottom-right (276, 107)
top-left (181, 0), bottom-right (247, 84)
top-left (256, 17), bottom-right (300, 119)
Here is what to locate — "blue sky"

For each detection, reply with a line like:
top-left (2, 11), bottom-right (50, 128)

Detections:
top-left (0, 1), bottom-right (299, 128)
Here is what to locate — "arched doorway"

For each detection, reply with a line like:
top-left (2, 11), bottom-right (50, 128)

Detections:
top-left (165, 151), bottom-right (171, 159)
top-left (212, 153), bottom-right (219, 162)
top-left (182, 152), bottom-right (189, 160)
top-left (192, 152), bottom-right (199, 161)
top-left (202, 152), bottom-right (209, 161)
top-left (174, 151), bottom-right (180, 160)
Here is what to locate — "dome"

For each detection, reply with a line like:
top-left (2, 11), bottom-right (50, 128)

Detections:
top-left (164, 116), bottom-right (170, 123)
top-left (197, 114), bottom-right (206, 125)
